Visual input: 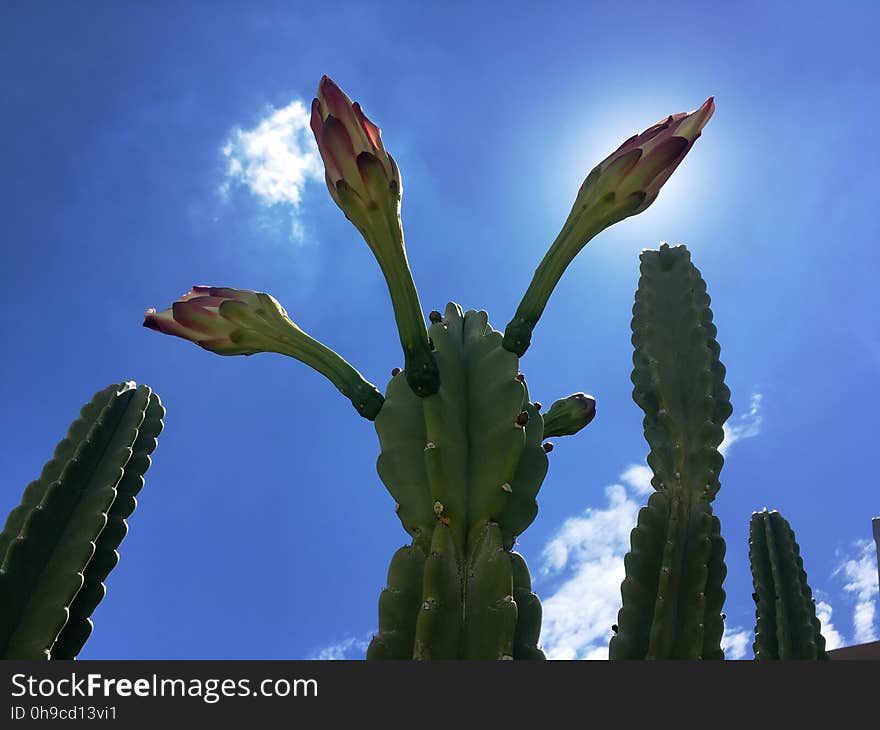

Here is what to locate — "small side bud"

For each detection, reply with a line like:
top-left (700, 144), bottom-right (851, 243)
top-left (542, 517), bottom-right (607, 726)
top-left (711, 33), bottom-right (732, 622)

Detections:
top-left (429, 310), bottom-right (442, 323)
top-left (541, 393), bottom-right (596, 438)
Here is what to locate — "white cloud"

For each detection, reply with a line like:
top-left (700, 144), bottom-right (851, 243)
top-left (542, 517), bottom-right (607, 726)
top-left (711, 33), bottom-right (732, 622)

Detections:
top-left (537, 481), bottom-right (639, 660)
top-left (834, 540), bottom-right (879, 644)
top-left (620, 464), bottom-right (654, 496)
top-left (310, 633), bottom-right (371, 660)
top-left (221, 99), bottom-right (323, 240)
top-left (719, 391), bottom-right (763, 457)
top-left (721, 625), bottom-right (751, 659)
top-left (815, 600), bottom-right (844, 650)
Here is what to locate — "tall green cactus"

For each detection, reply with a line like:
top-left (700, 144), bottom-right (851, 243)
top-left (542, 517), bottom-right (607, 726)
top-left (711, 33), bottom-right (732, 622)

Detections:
top-left (0, 381), bottom-right (164, 659)
top-left (144, 75), bottom-right (714, 659)
top-left (610, 243), bottom-right (732, 659)
top-left (749, 509), bottom-right (829, 660)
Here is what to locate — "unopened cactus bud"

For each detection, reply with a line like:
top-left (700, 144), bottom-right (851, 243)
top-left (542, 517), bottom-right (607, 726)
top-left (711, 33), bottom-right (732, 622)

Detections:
top-left (144, 286), bottom-right (266, 356)
top-left (503, 99), bottom-right (714, 356)
top-left (541, 393), bottom-right (597, 438)
top-left (542, 442), bottom-right (554, 453)
top-left (429, 310), bottom-right (443, 324)
top-left (144, 286), bottom-right (384, 419)
top-left (310, 75), bottom-right (438, 397)
top-left (310, 75), bottom-right (401, 216)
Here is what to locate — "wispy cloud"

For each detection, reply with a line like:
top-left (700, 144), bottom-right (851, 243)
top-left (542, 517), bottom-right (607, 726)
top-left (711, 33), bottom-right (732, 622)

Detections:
top-left (720, 391), bottom-right (763, 457)
top-left (537, 393), bottom-right (765, 659)
top-left (833, 540), bottom-right (879, 644)
top-left (815, 599), bottom-right (845, 650)
top-left (310, 633), bottom-right (371, 660)
top-left (221, 99), bottom-right (323, 241)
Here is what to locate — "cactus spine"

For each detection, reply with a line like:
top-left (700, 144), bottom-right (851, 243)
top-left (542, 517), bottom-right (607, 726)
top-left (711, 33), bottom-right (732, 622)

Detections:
top-left (749, 509), bottom-right (829, 660)
top-left (0, 381), bottom-right (164, 659)
top-left (610, 243), bottom-right (732, 659)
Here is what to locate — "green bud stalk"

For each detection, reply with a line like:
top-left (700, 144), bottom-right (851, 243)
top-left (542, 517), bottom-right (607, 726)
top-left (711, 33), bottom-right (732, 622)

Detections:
top-left (144, 287), bottom-right (384, 419)
top-left (503, 98), bottom-right (715, 357)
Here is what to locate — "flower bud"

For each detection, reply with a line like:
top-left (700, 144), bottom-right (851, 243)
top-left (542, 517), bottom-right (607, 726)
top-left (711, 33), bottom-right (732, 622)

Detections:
top-left (310, 76), bottom-right (438, 397)
top-left (541, 393), bottom-right (597, 438)
top-left (144, 286), bottom-right (384, 419)
top-left (503, 99), bottom-right (714, 357)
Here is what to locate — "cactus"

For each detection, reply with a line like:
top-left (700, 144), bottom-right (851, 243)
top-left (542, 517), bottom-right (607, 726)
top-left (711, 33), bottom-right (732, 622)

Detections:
top-left (0, 381), bottom-right (164, 659)
top-left (144, 75), bottom-right (712, 658)
top-left (367, 303), bottom-right (549, 658)
top-left (610, 243), bottom-right (732, 659)
top-left (749, 509), bottom-right (829, 660)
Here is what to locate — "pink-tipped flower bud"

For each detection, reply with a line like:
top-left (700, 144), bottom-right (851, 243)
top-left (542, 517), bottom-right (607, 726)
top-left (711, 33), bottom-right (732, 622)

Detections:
top-left (143, 286), bottom-right (266, 355)
top-left (144, 286), bottom-right (384, 419)
top-left (309, 75), bottom-right (438, 398)
top-left (503, 98), bottom-right (714, 357)
top-left (575, 97), bottom-right (715, 223)
top-left (310, 75), bottom-right (402, 224)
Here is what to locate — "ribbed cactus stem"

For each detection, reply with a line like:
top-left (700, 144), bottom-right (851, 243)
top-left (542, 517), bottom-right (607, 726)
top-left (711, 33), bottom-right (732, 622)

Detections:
top-left (610, 244), bottom-right (731, 660)
top-left (0, 382), bottom-right (163, 660)
top-left (369, 304), bottom-right (551, 659)
top-left (749, 509), bottom-right (829, 660)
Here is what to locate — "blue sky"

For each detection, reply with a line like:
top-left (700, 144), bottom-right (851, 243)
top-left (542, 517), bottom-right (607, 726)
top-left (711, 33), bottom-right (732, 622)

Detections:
top-left (1, 0), bottom-right (878, 659)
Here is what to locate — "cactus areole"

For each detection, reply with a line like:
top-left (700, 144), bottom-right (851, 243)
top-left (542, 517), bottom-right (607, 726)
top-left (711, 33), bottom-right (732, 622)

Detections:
top-left (143, 76), bottom-right (712, 658)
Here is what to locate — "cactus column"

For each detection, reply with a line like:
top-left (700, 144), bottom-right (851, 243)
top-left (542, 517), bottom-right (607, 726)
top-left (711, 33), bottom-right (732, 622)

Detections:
top-left (610, 244), bottom-right (732, 659)
top-left (367, 304), bottom-right (550, 659)
top-left (749, 509), bottom-right (829, 660)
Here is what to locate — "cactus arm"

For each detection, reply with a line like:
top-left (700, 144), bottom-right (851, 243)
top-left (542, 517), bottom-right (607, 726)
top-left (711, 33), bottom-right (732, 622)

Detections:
top-left (367, 544), bottom-right (427, 660)
top-left (462, 309), bottom-right (526, 549)
top-left (422, 303), bottom-right (470, 556)
top-left (500, 399), bottom-right (548, 549)
top-left (0, 383), bottom-right (152, 659)
top-left (749, 509), bottom-right (829, 660)
top-left (462, 522), bottom-right (517, 659)
top-left (510, 552), bottom-right (545, 660)
top-left (375, 371), bottom-right (435, 553)
top-left (49, 392), bottom-right (165, 660)
top-left (0, 384), bottom-right (118, 566)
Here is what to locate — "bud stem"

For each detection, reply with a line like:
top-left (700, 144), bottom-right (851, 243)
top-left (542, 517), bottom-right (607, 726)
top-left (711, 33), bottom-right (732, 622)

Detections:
top-left (503, 210), bottom-right (608, 356)
top-left (265, 324), bottom-right (385, 420)
top-left (363, 204), bottom-right (440, 398)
